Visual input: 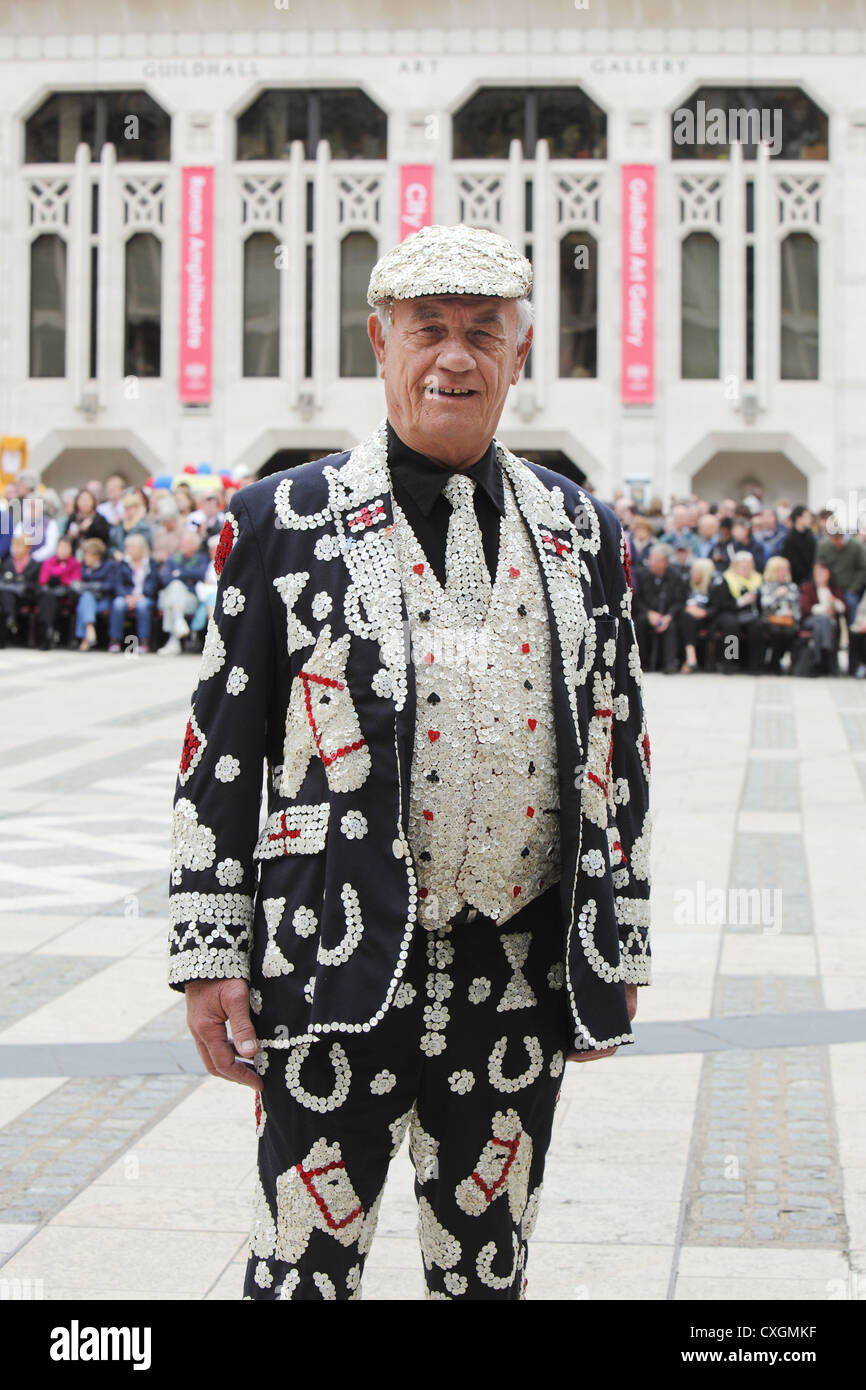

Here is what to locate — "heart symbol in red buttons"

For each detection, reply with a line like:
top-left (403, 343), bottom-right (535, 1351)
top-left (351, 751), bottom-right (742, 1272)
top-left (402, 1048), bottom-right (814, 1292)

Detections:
top-left (527, 718), bottom-right (537, 731)
top-left (423, 809), bottom-right (434, 821)
top-left (419, 888), bottom-right (428, 899)
top-left (509, 566), bottom-right (520, 578)
top-left (428, 730), bottom-right (440, 742)
top-left (413, 563), bottom-right (425, 575)
top-left (513, 885), bottom-right (522, 897)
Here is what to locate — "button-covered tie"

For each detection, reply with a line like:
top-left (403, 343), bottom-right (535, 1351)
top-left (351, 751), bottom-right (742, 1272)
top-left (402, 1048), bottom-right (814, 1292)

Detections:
top-left (442, 473), bottom-right (493, 624)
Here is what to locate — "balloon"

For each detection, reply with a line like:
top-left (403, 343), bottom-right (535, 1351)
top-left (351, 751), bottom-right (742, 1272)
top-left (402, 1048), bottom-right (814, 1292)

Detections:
top-left (145, 476), bottom-right (155, 488)
top-left (196, 463), bottom-right (212, 474)
top-left (154, 473), bottom-right (173, 489)
top-left (182, 464), bottom-right (197, 474)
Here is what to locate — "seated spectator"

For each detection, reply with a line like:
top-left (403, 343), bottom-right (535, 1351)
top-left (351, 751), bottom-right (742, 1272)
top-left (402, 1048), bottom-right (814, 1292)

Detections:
top-left (753, 508), bottom-right (786, 559)
top-left (816, 528), bottom-right (866, 627)
top-left (173, 483), bottom-right (196, 523)
top-left (708, 516), bottom-right (735, 571)
top-left (109, 533), bottom-right (160, 654)
top-left (670, 539), bottom-right (695, 583)
top-left (65, 488), bottom-right (111, 557)
top-left (731, 519), bottom-right (768, 572)
top-left (36, 535), bottom-right (82, 650)
top-left (679, 557), bottom-right (716, 673)
top-left (187, 490), bottom-right (226, 543)
top-left (660, 504), bottom-right (700, 556)
top-left (695, 514), bottom-right (720, 558)
top-left (781, 505), bottom-right (816, 585)
top-left (96, 473), bottom-right (128, 528)
top-left (632, 543), bottom-right (687, 674)
top-left (760, 556), bottom-right (801, 674)
top-left (191, 532), bottom-right (222, 634)
top-left (629, 515), bottom-right (655, 570)
top-left (74, 537), bottom-right (116, 652)
top-left (57, 488), bottom-right (78, 540)
top-left (707, 551), bottom-right (765, 674)
top-left (0, 534), bottom-right (40, 647)
top-left (849, 590), bottom-right (866, 679)
top-left (109, 488), bottom-right (153, 562)
top-left (21, 488), bottom-right (61, 564)
top-left (798, 561), bottom-right (846, 676)
top-left (157, 529), bottom-right (209, 657)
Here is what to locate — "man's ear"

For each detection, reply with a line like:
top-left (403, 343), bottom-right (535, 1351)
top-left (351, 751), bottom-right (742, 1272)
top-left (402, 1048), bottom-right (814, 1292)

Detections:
top-left (511, 325), bottom-right (533, 385)
top-left (368, 312), bottom-right (387, 374)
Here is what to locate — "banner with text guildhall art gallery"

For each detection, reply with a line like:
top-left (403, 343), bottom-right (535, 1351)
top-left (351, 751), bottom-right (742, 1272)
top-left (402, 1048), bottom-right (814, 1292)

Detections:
top-left (400, 165), bottom-right (433, 240)
top-left (621, 165), bottom-right (655, 405)
top-left (179, 167), bottom-right (214, 403)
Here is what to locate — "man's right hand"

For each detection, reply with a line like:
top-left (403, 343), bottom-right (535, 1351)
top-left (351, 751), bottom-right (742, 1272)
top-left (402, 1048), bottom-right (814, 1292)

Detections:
top-left (185, 978), bottom-right (261, 1090)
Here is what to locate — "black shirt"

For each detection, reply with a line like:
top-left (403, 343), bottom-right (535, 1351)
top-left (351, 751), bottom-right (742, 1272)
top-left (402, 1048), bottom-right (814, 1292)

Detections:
top-left (386, 420), bottom-right (504, 587)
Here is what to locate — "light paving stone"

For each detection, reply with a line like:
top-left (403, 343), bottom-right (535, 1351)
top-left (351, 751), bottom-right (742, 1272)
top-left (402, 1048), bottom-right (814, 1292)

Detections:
top-left (0, 1226), bottom-right (244, 1297)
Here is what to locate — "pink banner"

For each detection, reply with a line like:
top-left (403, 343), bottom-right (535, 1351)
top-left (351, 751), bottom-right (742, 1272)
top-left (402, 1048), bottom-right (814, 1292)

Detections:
top-left (179, 167), bottom-right (214, 403)
top-left (399, 165), bottom-right (433, 240)
top-left (621, 165), bottom-right (655, 405)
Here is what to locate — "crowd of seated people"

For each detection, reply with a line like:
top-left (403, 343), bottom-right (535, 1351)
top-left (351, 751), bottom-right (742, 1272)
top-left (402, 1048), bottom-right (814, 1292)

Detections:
top-left (616, 489), bottom-right (866, 677)
top-left (2, 469), bottom-right (866, 680)
top-left (0, 469), bottom-right (235, 656)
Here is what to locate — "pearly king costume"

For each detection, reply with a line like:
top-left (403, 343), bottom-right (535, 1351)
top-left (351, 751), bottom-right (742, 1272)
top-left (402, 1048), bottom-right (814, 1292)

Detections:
top-left (167, 224), bottom-right (652, 1300)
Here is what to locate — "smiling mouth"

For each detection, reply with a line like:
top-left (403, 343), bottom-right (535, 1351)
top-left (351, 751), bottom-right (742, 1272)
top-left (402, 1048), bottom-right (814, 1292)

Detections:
top-left (433, 387), bottom-right (475, 397)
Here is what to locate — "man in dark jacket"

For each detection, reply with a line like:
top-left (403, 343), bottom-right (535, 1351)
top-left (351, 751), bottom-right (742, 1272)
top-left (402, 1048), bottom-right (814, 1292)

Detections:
top-left (781, 505), bottom-right (817, 585)
top-left (168, 224), bottom-right (652, 1301)
top-left (632, 543), bottom-right (687, 673)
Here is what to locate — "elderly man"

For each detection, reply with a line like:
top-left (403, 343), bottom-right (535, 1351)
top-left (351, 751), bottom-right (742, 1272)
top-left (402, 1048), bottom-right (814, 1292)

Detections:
top-left (632, 543), bottom-right (687, 673)
top-left (168, 224), bottom-right (652, 1301)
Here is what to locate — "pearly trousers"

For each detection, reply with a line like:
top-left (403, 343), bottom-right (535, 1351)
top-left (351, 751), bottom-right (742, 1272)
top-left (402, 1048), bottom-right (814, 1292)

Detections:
top-left (243, 885), bottom-right (571, 1301)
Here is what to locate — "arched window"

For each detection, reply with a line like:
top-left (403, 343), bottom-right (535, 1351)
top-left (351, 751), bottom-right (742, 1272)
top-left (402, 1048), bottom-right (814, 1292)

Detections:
top-left (559, 231), bottom-right (597, 378)
top-left (453, 87), bottom-right (606, 160)
top-left (681, 232), bottom-right (720, 378)
top-left (340, 232), bottom-right (377, 378)
top-left (243, 233), bottom-right (281, 378)
top-left (671, 87), bottom-right (828, 161)
top-left (236, 89), bottom-right (387, 160)
top-left (780, 233), bottom-right (819, 380)
top-left (124, 233), bottom-right (161, 377)
top-left (26, 91), bottom-right (171, 163)
top-left (29, 234), bottom-right (67, 377)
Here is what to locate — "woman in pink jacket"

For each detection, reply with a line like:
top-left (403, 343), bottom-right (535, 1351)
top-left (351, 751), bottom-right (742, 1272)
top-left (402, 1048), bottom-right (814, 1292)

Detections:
top-left (36, 535), bottom-right (81, 649)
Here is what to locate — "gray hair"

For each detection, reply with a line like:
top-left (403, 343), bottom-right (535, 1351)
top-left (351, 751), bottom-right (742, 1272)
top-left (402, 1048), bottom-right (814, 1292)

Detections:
top-left (649, 543), bottom-right (673, 562)
top-left (375, 296), bottom-right (534, 347)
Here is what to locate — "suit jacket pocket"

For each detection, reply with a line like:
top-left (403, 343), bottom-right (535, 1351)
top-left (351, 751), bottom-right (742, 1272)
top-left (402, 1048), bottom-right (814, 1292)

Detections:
top-left (253, 802), bottom-right (329, 858)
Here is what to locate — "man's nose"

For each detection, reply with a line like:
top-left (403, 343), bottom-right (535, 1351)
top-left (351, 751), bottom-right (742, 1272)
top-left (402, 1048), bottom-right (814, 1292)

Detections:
top-left (435, 337), bottom-right (476, 373)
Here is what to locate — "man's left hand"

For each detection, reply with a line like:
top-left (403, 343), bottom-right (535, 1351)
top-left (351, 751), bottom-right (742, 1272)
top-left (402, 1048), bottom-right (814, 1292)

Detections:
top-left (566, 984), bottom-right (638, 1063)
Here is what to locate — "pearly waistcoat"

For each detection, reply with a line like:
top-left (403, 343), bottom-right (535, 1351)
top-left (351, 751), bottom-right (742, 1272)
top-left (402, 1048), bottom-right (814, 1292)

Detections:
top-left (393, 473), bottom-right (561, 928)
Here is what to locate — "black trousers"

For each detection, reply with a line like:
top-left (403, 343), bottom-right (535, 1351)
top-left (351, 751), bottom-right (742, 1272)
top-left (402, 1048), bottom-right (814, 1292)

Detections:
top-left (634, 613), bottom-right (679, 670)
top-left (244, 885), bottom-right (571, 1301)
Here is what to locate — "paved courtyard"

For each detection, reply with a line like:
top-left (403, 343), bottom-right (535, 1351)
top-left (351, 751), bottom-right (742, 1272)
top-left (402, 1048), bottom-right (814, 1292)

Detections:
top-left (0, 646), bottom-right (864, 1301)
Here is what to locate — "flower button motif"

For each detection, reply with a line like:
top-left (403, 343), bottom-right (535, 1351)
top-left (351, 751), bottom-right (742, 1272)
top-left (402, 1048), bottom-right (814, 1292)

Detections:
top-left (226, 665), bottom-right (249, 697)
top-left (216, 858), bottom-right (244, 887)
top-left (222, 586), bottom-right (245, 617)
top-left (370, 1070), bottom-right (397, 1096)
top-left (447, 1069), bottom-right (475, 1095)
top-left (214, 754), bottom-right (240, 783)
top-left (340, 810), bottom-right (368, 840)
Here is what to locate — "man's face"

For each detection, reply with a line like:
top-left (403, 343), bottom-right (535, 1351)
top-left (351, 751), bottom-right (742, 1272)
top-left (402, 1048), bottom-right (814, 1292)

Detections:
top-left (797, 509), bottom-right (813, 531)
top-left (648, 552), bottom-right (668, 576)
top-left (368, 295), bottom-right (532, 469)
